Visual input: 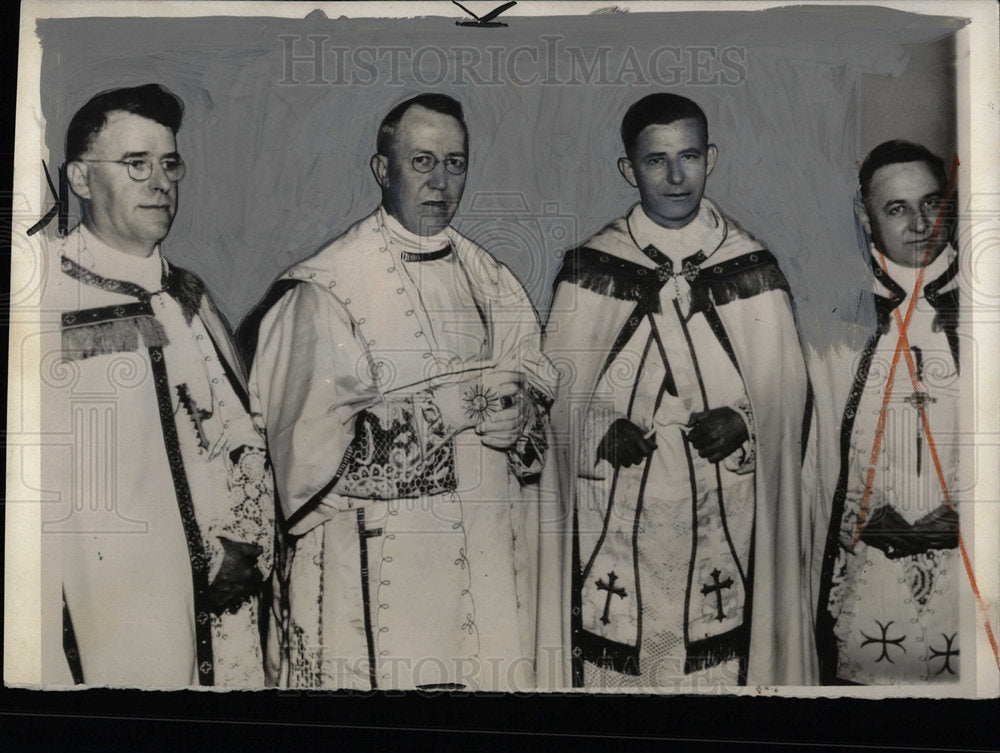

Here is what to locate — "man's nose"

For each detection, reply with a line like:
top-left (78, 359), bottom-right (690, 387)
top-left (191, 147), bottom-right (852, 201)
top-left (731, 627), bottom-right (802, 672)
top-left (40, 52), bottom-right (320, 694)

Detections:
top-left (148, 163), bottom-right (172, 192)
top-left (426, 162), bottom-right (449, 190)
top-left (665, 161), bottom-right (684, 185)
top-left (911, 208), bottom-right (931, 234)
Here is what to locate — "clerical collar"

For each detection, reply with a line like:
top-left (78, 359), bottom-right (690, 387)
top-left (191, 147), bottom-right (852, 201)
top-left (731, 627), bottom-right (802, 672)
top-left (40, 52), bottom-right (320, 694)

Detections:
top-left (68, 224), bottom-right (166, 292)
top-left (627, 199), bottom-right (727, 267)
top-left (878, 245), bottom-right (955, 300)
top-left (379, 207), bottom-right (452, 260)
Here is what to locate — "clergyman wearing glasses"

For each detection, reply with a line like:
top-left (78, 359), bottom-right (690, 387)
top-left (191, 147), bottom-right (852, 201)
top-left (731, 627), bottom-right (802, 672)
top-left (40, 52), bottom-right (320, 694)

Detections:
top-left (39, 83), bottom-right (274, 687)
top-left (239, 93), bottom-right (563, 691)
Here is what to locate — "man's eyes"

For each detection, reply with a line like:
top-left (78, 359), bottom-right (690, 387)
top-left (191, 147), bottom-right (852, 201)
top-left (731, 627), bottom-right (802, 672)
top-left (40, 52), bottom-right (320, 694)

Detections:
top-left (412, 154), bottom-right (436, 169)
top-left (161, 159), bottom-right (182, 170)
top-left (125, 159), bottom-right (151, 169)
top-left (445, 157), bottom-right (466, 169)
top-left (885, 199), bottom-right (941, 216)
top-left (643, 154), bottom-right (699, 165)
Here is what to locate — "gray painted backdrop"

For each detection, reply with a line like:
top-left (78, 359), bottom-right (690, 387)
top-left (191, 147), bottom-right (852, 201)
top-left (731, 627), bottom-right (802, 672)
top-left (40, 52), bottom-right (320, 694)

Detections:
top-left (36, 6), bottom-right (965, 352)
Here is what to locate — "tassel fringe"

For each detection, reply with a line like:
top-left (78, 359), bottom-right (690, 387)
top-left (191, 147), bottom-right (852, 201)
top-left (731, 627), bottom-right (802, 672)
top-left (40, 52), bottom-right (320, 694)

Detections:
top-left (62, 316), bottom-right (169, 362)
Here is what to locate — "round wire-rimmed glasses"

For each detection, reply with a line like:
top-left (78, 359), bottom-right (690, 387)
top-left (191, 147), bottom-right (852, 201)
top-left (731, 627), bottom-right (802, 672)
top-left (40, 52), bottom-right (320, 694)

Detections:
top-left (410, 153), bottom-right (467, 175)
top-left (78, 157), bottom-right (186, 182)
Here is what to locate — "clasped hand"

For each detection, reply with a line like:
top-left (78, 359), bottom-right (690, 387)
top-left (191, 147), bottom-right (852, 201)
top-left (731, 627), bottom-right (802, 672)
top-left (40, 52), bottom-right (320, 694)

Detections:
top-left (474, 371), bottom-right (530, 450)
top-left (432, 369), bottom-right (530, 449)
top-left (207, 537), bottom-right (264, 616)
top-left (685, 407), bottom-right (749, 464)
top-left (596, 407), bottom-right (748, 468)
top-left (859, 503), bottom-right (958, 558)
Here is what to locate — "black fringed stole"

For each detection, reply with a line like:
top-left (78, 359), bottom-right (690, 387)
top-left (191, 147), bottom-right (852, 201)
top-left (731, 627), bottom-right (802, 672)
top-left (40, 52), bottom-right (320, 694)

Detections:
top-left (553, 246), bottom-right (790, 315)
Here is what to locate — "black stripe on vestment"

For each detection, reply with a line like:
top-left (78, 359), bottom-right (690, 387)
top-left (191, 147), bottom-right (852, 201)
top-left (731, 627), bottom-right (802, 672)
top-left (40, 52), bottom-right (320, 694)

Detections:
top-left (595, 302), bottom-right (648, 389)
top-left (575, 314), bottom-right (681, 677)
top-left (284, 444), bottom-right (357, 532)
top-left (681, 415), bottom-right (751, 680)
top-left (356, 508), bottom-right (383, 689)
top-left (699, 302), bottom-right (742, 377)
top-left (627, 314), bottom-right (681, 674)
top-left (924, 255), bottom-right (959, 296)
top-left (579, 329), bottom-right (655, 588)
top-left (148, 344), bottom-right (215, 686)
top-left (235, 279), bottom-right (305, 366)
top-left (60, 301), bottom-right (153, 327)
top-left (570, 505), bottom-right (583, 687)
top-left (59, 254), bottom-right (230, 685)
top-left (200, 322), bottom-right (251, 414)
top-left (681, 430), bottom-right (700, 670)
top-left (813, 256), bottom-right (956, 682)
top-left (928, 286), bottom-right (960, 371)
top-left (60, 256), bottom-right (150, 301)
top-left (673, 299), bottom-right (748, 587)
top-left (814, 331), bottom-right (882, 684)
top-left (399, 245), bottom-right (452, 263)
top-left (673, 299), bottom-right (750, 676)
top-left (737, 516), bottom-right (755, 687)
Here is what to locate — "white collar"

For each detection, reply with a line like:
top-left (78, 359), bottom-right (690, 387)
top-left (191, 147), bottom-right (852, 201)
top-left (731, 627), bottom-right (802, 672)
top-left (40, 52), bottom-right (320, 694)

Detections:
top-left (879, 244), bottom-right (956, 298)
top-left (70, 224), bottom-right (166, 292)
top-left (627, 198), bottom-right (727, 265)
top-left (379, 206), bottom-right (451, 255)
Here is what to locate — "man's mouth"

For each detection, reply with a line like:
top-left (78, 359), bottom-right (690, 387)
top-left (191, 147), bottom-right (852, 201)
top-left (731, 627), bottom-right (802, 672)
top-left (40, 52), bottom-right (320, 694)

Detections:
top-left (422, 200), bottom-right (451, 209)
top-left (664, 192), bottom-right (691, 199)
top-left (140, 205), bottom-right (172, 210)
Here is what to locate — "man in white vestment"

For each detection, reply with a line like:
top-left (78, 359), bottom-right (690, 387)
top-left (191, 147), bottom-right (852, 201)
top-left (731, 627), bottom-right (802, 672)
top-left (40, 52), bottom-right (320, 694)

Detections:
top-left (38, 84), bottom-right (274, 687)
top-left (815, 141), bottom-right (960, 684)
top-left (545, 93), bottom-right (815, 689)
top-left (241, 94), bottom-right (562, 690)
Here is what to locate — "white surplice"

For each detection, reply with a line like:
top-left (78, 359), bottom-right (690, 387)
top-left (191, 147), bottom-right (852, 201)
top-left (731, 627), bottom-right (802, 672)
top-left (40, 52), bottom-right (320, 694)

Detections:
top-left (547, 201), bottom-right (816, 689)
top-left (819, 248), bottom-right (961, 684)
top-left (248, 208), bottom-right (562, 691)
top-left (40, 225), bottom-right (274, 688)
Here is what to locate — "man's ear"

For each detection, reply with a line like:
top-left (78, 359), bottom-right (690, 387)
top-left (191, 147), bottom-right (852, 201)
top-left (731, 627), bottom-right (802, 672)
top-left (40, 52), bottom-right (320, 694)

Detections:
top-left (706, 144), bottom-right (718, 176)
top-left (855, 200), bottom-right (872, 237)
top-left (370, 154), bottom-right (389, 190)
top-left (618, 157), bottom-right (638, 188)
top-left (65, 161), bottom-right (91, 200)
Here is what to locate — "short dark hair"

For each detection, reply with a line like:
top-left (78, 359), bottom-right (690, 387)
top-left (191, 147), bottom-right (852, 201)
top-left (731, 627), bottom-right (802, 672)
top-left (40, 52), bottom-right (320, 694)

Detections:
top-left (621, 93), bottom-right (708, 158)
top-left (66, 84), bottom-right (184, 162)
top-left (859, 140), bottom-right (947, 202)
top-left (376, 93), bottom-right (467, 156)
